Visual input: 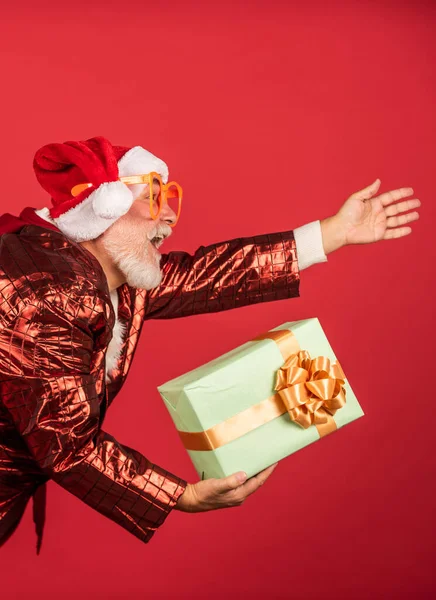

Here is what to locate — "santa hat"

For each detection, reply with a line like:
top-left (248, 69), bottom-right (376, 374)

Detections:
top-left (33, 135), bottom-right (169, 242)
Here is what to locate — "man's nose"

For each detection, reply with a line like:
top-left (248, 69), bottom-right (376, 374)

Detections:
top-left (158, 201), bottom-right (178, 226)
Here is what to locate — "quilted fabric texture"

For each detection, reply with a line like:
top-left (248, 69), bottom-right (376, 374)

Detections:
top-left (0, 223), bottom-right (300, 554)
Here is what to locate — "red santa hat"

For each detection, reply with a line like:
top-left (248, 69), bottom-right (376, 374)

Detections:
top-left (33, 135), bottom-right (169, 242)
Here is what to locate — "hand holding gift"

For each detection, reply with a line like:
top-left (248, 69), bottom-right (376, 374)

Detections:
top-left (175, 463), bottom-right (278, 513)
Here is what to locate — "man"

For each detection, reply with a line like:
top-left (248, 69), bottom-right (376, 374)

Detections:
top-left (0, 136), bottom-right (420, 555)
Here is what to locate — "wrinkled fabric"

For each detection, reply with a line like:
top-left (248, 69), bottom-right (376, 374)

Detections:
top-left (0, 220), bottom-right (300, 554)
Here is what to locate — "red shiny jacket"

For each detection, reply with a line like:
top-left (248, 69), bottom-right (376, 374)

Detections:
top-left (0, 217), bottom-right (300, 554)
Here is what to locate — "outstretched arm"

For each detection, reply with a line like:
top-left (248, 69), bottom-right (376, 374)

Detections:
top-left (141, 178), bottom-right (420, 320)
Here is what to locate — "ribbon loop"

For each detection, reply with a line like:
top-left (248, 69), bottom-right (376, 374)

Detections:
top-left (274, 349), bottom-right (347, 435)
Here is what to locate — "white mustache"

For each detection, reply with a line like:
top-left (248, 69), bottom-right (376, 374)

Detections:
top-left (146, 224), bottom-right (172, 241)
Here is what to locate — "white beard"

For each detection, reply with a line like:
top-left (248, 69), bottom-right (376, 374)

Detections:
top-left (111, 246), bottom-right (162, 289)
top-left (101, 226), bottom-right (163, 290)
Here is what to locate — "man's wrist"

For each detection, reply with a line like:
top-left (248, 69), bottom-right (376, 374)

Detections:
top-left (320, 216), bottom-right (347, 255)
top-left (173, 483), bottom-right (195, 512)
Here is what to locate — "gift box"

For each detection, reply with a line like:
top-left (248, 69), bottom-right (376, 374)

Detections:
top-left (157, 318), bottom-right (364, 480)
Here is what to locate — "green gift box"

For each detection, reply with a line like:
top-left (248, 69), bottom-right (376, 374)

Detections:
top-left (157, 318), bottom-right (364, 480)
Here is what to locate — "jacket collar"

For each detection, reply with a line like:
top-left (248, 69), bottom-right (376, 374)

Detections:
top-left (0, 206), bottom-right (60, 234)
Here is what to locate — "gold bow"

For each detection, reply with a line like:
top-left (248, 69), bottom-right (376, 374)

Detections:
top-left (274, 350), bottom-right (347, 436)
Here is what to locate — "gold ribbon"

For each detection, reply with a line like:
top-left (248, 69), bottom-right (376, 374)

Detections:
top-left (177, 329), bottom-right (347, 451)
top-left (273, 349), bottom-right (346, 437)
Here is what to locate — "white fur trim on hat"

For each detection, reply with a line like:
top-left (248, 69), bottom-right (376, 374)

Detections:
top-left (118, 146), bottom-right (169, 200)
top-left (44, 181), bottom-right (133, 242)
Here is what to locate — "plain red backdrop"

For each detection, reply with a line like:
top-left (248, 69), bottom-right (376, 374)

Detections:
top-left (0, 1), bottom-right (435, 598)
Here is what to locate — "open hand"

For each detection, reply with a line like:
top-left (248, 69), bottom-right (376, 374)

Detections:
top-left (335, 179), bottom-right (421, 246)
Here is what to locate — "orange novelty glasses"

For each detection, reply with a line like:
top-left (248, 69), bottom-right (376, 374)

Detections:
top-left (71, 172), bottom-right (183, 226)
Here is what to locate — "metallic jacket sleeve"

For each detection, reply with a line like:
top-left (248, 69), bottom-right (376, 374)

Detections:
top-left (143, 229), bottom-right (300, 318)
top-left (0, 291), bottom-right (187, 545)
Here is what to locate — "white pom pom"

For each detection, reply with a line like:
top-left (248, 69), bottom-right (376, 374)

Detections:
top-left (92, 181), bottom-right (133, 220)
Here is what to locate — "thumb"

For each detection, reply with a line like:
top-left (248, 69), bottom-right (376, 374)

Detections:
top-left (352, 178), bottom-right (381, 201)
top-left (216, 471), bottom-right (248, 493)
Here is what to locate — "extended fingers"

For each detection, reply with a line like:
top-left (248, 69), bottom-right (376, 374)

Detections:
top-left (384, 197), bottom-right (420, 232)
top-left (385, 197), bottom-right (421, 217)
top-left (381, 195), bottom-right (420, 240)
top-left (384, 227), bottom-right (413, 239)
top-left (378, 187), bottom-right (414, 206)
top-left (386, 210), bottom-right (420, 229)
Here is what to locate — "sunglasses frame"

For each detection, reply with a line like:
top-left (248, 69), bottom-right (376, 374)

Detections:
top-left (71, 172), bottom-right (183, 227)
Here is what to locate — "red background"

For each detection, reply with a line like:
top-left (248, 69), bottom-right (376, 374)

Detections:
top-left (1, 1), bottom-right (435, 598)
